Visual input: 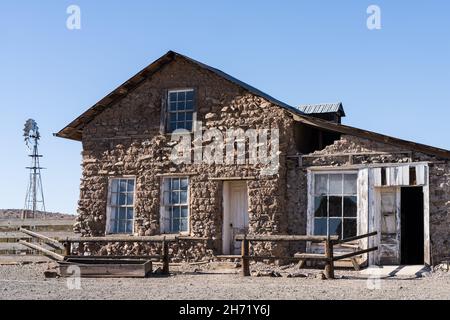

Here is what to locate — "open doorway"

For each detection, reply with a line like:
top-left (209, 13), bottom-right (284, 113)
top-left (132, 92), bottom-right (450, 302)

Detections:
top-left (400, 187), bottom-right (424, 265)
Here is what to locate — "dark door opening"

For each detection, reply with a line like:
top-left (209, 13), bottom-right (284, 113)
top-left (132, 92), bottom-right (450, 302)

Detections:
top-left (400, 187), bottom-right (424, 265)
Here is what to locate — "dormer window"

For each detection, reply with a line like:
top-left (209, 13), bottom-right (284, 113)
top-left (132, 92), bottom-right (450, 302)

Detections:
top-left (167, 89), bottom-right (195, 132)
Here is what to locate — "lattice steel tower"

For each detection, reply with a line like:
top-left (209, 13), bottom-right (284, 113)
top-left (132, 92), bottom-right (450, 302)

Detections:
top-left (22, 119), bottom-right (46, 219)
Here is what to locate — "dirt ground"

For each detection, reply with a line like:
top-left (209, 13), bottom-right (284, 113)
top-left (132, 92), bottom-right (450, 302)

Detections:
top-left (0, 262), bottom-right (449, 300)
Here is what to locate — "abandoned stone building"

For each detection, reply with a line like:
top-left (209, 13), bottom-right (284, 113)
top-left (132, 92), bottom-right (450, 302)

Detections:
top-left (56, 51), bottom-right (450, 266)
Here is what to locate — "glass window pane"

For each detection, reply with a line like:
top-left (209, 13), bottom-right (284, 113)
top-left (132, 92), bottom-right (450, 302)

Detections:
top-left (127, 179), bottom-right (135, 192)
top-left (180, 218), bottom-right (188, 232)
top-left (180, 178), bottom-right (188, 190)
top-left (314, 196), bottom-right (327, 218)
top-left (119, 180), bottom-right (127, 192)
top-left (181, 206), bottom-right (188, 217)
top-left (186, 112), bottom-right (193, 121)
top-left (109, 220), bottom-right (116, 233)
top-left (177, 91), bottom-right (186, 101)
top-left (170, 113), bottom-right (177, 121)
top-left (329, 174), bottom-right (343, 195)
top-left (126, 221), bottom-right (133, 233)
top-left (185, 121), bottom-right (193, 131)
top-left (169, 92), bottom-right (177, 102)
top-left (126, 193), bottom-right (134, 206)
top-left (177, 112), bottom-right (185, 121)
top-left (110, 193), bottom-right (118, 206)
top-left (119, 207), bottom-right (126, 220)
top-left (177, 101), bottom-right (186, 110)
top-left (163, 191), bottom-right (170, 205)
top-left (344, 196), bottom-right (357, 217)
top-left (127, 208), bottom-right (134, 220)
top-left (343, 219), bottom-right (357, 239)
top-left (170, 122), bottom-right (177, 132)
top-left (172, 219), bottom-right (180, 233)
top-left (186, 90), bottom-right (194, 101)
top-left (171, 191), bottom-right (179, 204)
top-left (329, 218), bottom-right (342, 238)
top-left (173, 206), bottom-right (180, 219)
top-left (344, 174), bottom-right (357, 195)
top-left (170, 102), bottom-right (177, 111)
top-left (186, 101), bottom-right (194, 110)
top-left (329, 196), bottom-right (342, 217)
top-left (314, 218), bottom-right (327, 236)
top-left (314, 174), bottom-right (328, 195)
top-left (180, 191), bottom-right (188, 204)
top-left (172, 178), bottom-right (180, 190)
top-left (111, 179), bottom-right (119, 193)
top-left (119, 193), bottom-right (127, 205)
top-left (118, 221), bottom-right (126, 233)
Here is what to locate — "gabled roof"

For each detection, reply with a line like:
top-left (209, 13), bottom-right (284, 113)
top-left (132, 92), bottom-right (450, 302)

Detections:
top-left (298, 102), bottom-right (346, 117)
top-left (55, 50), bottom-right (301, 141)
top-left (54, 50), bottom-right (450, 160)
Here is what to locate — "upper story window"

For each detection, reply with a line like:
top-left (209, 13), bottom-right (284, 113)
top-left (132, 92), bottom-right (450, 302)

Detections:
top-left (167, 89), bottom-right (195, 133)
top-left (107, 178), bottom-right (135, 234)
top-left (313, 173), bottom-right (358, 239)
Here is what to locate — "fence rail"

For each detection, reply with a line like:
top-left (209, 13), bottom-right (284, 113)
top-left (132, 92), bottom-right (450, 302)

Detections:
top-left (235, 232), bottom-right (378, 279)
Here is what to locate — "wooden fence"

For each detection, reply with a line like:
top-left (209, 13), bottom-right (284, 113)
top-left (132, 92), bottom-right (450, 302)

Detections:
top-left (235, 232), bottom-right (378, 279)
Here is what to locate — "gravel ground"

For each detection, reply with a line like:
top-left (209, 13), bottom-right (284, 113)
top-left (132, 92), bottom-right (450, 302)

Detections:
top-left (0, 263), bottom-right (449, 300)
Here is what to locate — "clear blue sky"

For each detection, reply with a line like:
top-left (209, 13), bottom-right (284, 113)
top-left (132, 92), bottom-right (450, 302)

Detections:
top-left (1, 1), bottom-right (449, 214)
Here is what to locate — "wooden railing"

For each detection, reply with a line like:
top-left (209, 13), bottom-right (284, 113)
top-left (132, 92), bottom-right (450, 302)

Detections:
top-left (235, 231), bottom-right (378, 279)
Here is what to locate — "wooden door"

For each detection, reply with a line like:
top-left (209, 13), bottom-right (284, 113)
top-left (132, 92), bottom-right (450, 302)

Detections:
top-left (222, 181), bottom-right (249, 255)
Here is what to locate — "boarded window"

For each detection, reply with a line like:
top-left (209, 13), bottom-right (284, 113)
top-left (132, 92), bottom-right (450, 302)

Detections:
top-left (313, 173), bottom-right (358, 239)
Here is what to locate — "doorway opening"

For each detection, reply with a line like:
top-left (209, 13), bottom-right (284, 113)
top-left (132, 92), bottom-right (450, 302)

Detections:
top-left (222, 181), bottom-right (249, 255)
top-left (400, 187), bottom-right (424, 265)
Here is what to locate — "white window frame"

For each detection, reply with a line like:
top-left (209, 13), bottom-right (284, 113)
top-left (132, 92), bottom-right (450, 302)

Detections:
top-left (160, 176), bottom-right (190, 235)
top-left (106, 177), bottom-right (136, 235)
top-left (308, 170), bottom-right (358, 240)
top-left (167, 89), bottom-right (196, 133)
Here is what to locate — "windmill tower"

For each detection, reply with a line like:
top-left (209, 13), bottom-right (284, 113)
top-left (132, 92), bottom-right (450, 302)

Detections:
top-left (22, 119), bottom-right (46, 219)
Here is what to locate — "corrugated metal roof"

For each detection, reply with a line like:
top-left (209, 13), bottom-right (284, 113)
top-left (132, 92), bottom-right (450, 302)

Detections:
top-left (298, 103), bottom-right (345, 116)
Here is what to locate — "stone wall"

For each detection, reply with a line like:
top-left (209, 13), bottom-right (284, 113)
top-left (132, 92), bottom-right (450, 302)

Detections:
top-left (75, 56), bottom-right (296, 260)
top-left (301, 134), bottom-right (450, 264)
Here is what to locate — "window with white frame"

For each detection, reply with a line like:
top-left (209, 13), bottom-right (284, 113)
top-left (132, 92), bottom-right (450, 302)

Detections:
top-left (313, 173), bottom-right (357, 239)
top-left (107, 178), bottom-right (135, 234)
top-left (161, 177), bottom-right (189, 233)
top-left (167, 89), bottom-right (195, 132)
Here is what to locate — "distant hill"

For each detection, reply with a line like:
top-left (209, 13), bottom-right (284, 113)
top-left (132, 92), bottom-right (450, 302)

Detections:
top-left (0, 209), bottom-right (75, 220)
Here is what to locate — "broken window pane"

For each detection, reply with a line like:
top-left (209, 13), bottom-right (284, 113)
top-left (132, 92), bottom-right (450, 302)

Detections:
top-left (343, 218), bottom-right (357, 238)
top-left (314, 196), bottom-right (327, 217)
top-left (329, 196), bottom-right (342, 217)
top-left (344, 196), bottom-right (357, 217)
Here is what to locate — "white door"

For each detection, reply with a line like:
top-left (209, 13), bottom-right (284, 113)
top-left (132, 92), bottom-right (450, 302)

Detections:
top-left (378, 187), bottom-right (401, 265)
top-left (222, 181), bottom-right (249, 255)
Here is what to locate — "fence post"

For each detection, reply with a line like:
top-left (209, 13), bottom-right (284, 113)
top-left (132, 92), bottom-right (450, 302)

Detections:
top-left (64, 241), bottom-right (71, 257)
top-left (241, 235), bottom-right (250, 277)
top-left (162, 237), bottom-right (169, 275)
top-left (324, 238), bottom-right (335, 279)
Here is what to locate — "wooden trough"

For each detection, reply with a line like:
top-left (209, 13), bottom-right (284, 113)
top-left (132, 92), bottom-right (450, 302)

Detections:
top-left (59, 258), bottom-right (152, 278)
